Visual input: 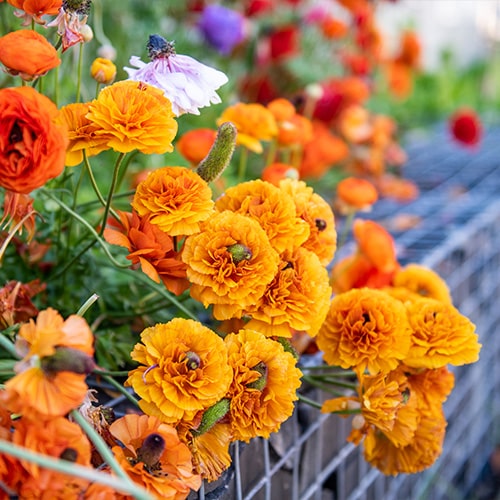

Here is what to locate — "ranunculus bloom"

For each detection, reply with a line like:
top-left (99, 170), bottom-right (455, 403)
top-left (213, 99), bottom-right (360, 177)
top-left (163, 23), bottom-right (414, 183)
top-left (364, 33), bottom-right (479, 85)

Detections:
top-left (0, 87), bottom-right (68, 194)
top-left (449, 108), bottom-right (482, 147)
top-left (336, 177), bottom-right (379, 212)
top-left (261, 162), bottom-right (299, 186)
top-left (225, 329), bottom-right (302, 442)
top-left (126, 318), bottom-right (233, 424)
top-left (317, 288), bottom-right (411, 374)
top-left (182, 211), bottom-right (280, 320)
top-left (87, 80), bottom-right (178, 154)
top-left (90, 57), bottom-right (116, 84)
top-left (132, 166), bottom-right (215, 236)
top-left (0, 30), bottom-right (60, 81)
top-left (176, 128), bottom-right (217, 165)
top-left (198, 4), bottom-right (245, 55)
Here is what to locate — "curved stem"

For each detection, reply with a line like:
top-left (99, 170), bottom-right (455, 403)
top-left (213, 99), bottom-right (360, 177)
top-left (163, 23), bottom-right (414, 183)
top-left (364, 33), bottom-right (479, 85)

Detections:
top-left (297, 393), bottom-right (322, 410)
top-left (95, 373), bottom-right (140, 407)
top-left (100, 153), bottom-right (126, 236)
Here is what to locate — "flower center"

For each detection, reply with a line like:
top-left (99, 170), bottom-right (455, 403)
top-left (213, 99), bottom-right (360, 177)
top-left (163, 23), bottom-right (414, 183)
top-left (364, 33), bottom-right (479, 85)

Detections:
top-left (137, 433), bottom-right (165, 469)
top-left (147, 34), bottom-right (176, 60)
top-left (185, 350), bottom-right (201, 370)
top-left (227, 243), bottom-right (252, 264)
top-left (9, 122), bottom-right (22, 144)
top-left (315, 218), bottom-right (327, 231)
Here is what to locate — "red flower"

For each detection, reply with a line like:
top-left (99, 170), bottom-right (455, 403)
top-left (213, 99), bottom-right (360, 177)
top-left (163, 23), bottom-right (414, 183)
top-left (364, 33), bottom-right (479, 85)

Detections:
top-left (449, 109), bottom-right (482, 147)
top-left (268, 25), bottom-right (299, 61)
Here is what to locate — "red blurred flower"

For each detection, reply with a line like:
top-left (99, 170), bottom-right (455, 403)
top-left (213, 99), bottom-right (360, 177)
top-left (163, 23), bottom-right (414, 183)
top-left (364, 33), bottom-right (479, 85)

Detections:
top-left (449, 109), bottom-right (482, 148)
top-left (268, 25), bottom-right (299, 61)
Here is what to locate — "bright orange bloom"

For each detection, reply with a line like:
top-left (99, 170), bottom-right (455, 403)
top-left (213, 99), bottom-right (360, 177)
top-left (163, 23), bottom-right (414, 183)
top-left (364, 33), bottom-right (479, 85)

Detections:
top-left (267, 98), bottom-right (312, 146)
top-left (132, 166), bottom-right (215, 236)
top-left (0, 87), bottom-right (68, 194)
top-left (261, 162), bottom-right (299, 186)
top-left (90, 57), bottom-right (116, 84)
top-left (176, 128), bottom-right (217, 165)
top-left (385, 61), bottom-right (413, 99)
top-left (0, 30), bottom-right (60, 81)
top-left (336, 0), bottom-right (370, 12)
top-left (0, 279), bottom-right (45, 329)
top-left (338, 105), bottom-right (372, 143)
top-left (182, 211), bottom-right (280, 320)
top-left (109, 414), bottom-right (201, 499)
top-left (404, 298), bottom-right (481, 369)
top-left (375, 174), bottom-right (419, 202)
top-left (336, 177), bottom-right (379, 212)
top-left (87, 81), bottom-right (178, 154)
top-left (407, 366), bottom-right (455, 408)
top-left (394, 31), bottom-right (421, 69)
top-left (225, 329), bottom-right (302, 442)
top-left (245, 247), bottom-right (332, 338)
top-left (316, 288), bottom-right (411, 374)
top-left (215, 179), bottom-right (310, 254)
top-left (58, 102), bottom-right (110, 167)
top-left (320, 15), bottom-right (348, 39)
top-left (267, 98), bottom-right (295, 122)
top-left (126, 318), bottom-right (233, 424)
top-left (6, 0), bottom-right (61, 23)
top-left (217, 102), bottom-right (277, 153)
top-left (104, 210), bottom-right (189, 296)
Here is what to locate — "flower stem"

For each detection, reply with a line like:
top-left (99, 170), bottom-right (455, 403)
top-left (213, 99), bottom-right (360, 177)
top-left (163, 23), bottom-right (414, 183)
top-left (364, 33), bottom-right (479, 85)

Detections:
top-left (237, 147), bottom-right (248, 182)
top-left (76, 42), bottom-right (84, 102)
top-left (338, 210), bottom-right (356, 250)
top-left (95, 373), bottom-right (140, 408)
top-left (297, 393), bottom-right (323, 410)
top-left (77, 293), bottom-right (100, 317)
top-left (0, 333), bottom-right (19, 359)
top-left (100, 153), bottom-right (126, 236)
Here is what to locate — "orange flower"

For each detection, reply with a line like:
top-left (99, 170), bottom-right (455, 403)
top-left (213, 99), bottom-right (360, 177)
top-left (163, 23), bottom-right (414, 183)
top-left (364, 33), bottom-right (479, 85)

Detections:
top-left (375, 174), bottom-right (419, 202)
top-left (6, 0), bottom-right (61, 23)
top-left (215, 179), bottom-right (310, 254)
top-left (0, 279), bottom-right (45, 329)
top-left (176, 128), bottom-right (217, 165)
top-left (338, 105), bottom-right (372, 143)
top-left (90, 57), bottom-right (116, 84)
top-left (336, 177), bottom-right (379, 213)
top-left (217, 102), bottom-right (277, 153)
top-left (385, 61), bottom-right (413, 99)
top-left (394, 31), bottom-right (421, 69)
top-left (126, 318), bottom-right (233, 424)
top-left (225, 329), bottom-right (302, 442)
top-left (245, 247), bottom-right (332, 338)
top-left (0, 191), bottom-right (37, 241)
top-left (0, 30), bottom-right (60, 81)
top-left (279, 178), bottom-right (337, 265)
top-left (182, 211), bottom-right (279, 320)
top-left (261, 162), bottom-right (299, 186)
top-left (404, 298), bottom-right (481, 369)
top-left (108, 414), bottom-right (201, 498)
top-left (316, 288), bottom-right (411, 374)
top-left (320, 15), bottom-right (348, 39)
top-left (0, 87), bottom-right (69, 194)
top-left (58, 102), bottom-right (110, 167)
top-left (267, 98), bottom-right (312, 146)
top-left (87, 80), bottom-right (178, 154)
top-left (104, 210), bottom-right (189, 296)
top-left (267, 98), bottom-right (295, 122)
top-left (132, 167), bottom-right (215, 236)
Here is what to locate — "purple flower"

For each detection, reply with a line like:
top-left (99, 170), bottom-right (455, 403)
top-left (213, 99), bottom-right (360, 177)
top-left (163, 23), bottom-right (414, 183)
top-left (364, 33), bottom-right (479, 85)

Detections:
top-left (198, 5), bottom-right (245, 56)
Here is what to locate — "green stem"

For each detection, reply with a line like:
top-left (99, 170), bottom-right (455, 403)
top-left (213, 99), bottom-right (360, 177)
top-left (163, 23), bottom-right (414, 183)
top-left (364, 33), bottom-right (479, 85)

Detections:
top-left (297, 393), bottom-right (323, 410)
top-left (54, 60), bottom-right (60, 106)
top-left (303, 374), bottom-right (358, 391)
top-left (338, 210), bottom-right (356, 250)
top-left (0, 334), bottom-right (19, 359)
top-left (237, 147), bottom-right (248, 182)
top-left (265, 138), bottom-right (277, 166)
top-left (100, 153), bottom-right (126, 236)
top-left (77, 293), bottom-right (100, 317)
top-left (76, 42), bottom-right (84, 103)
top-left (96, 373), bottom-right (140, 407)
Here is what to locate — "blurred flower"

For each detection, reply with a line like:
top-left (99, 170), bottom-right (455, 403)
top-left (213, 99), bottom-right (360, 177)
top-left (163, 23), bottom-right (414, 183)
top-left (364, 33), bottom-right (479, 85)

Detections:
top-left (268, 25), bottom-right (299, 62)
top-left (336, 177), bottom-right (379, 213)
top-left (217, 102), bottom-right (277, 153)
top-left (104, 210), bottom-right (189, 296)
top-left (126, 318), bottom-right (233, 424)
top-left (449, 108), bottom-right (482, 147)
top-left (385, 61), bottom-right (413, 99)
top-left (215, 179), bottom-right (310, 254)
top-left (394, 30), bottom-right (421, 69)
top-left (0, 279), bottom-right (45, 329)
top-left (87, 80), bottom-right (178, 154)
top-left (1, 191), bottom-right (37, 242)
top-left (339, 105), bottom-right (373, 143)
top-left (374, 174), bottom-right (418, 202)
top-left (0, 87), bottom-right (68, 194)
top-left (182, 211), bottom-right (280, 320)
top-left (132, 166), bottom-right (214, 236)
top-left (46, 0), bottom-right (91, 51)
top-left (225, 329), bottom-right (302, 441)
top-left (320, 15), bottom-right (348, 39)
top-left (125, 35), bottom-right (228, 116)
top-left (6, 0), bottom-right (61, 24)
top-left (267, 99), bottom-right (313, 147)
top-left (245, 0), bottom-right (273, 16)
top-left (108, 414), bottom-right (201, 498)
top-left (0, 30), bottom-right (60, 81)
top-left (198, 4), bottom-right (245, 55)
top-left (261, 163), bottom-right (299, 186)
top-left (317, 288), bottom-right (411, 374)
top-left (176, 128), bottom-right (217, 165)
top-left (90, 57), bottom-right (116, 84)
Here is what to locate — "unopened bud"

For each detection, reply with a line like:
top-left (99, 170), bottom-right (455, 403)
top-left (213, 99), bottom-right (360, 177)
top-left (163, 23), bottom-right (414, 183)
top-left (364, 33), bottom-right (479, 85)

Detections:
top-left (192, 399), bottom-right (230, 436)
top-left (275, 337), bottom-right (299, 360)
top-left (91, 57), bottom-right (116, 84)
top-left (227, 243), bottom-right (252, 264)
top-left (137, 433), bottom-right (165, 467)
top-left (80, 25), bottom-right (94, 43)
top-left (246, 361), bottom-right (268, 391)
top-left (41, 347), bottom-right (95, 375)
top-left (351, 414), bottom-right (366, 430)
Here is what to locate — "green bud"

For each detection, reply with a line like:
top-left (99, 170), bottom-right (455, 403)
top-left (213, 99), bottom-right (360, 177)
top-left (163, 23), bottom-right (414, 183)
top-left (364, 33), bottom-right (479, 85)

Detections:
top-left (275, 337), bottom-right (300, 360)
top-left (41, 347), bottom-right (95, 375)
top-left (192, 399), bottom-right (230, 436)
top-left (196, 122), bottom-right (237, 183)
top-left (227, 243), bottom-right (252, 264)
top-left (246, 361), bottom-right (268, 391)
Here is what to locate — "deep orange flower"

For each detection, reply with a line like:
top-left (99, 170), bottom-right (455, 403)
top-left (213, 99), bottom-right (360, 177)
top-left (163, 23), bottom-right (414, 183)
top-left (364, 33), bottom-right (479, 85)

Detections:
top-left (267, 98), bottom-right (312, 146)
top-left (320, 15), bottom-right (348, 39)
top-left (6, 0), bottom-right (61, 23)
top-left (108, 414), bottom-right (201, 499)
top-left (0, 279), bottom-right (45, 329)
top-left (132, 166), bottom-right (214, 236)
top-left (215, 179), bottom-right (310, 254)
top-left (394, 31), bottom-right (421, 69)
top-left (87, 80), bottom-right (178, 154)
top-left (0, 30), bottom-right (60, 81)
top-left (375, 174), bottom-right (419, 202)
top-left (126, 318), bottom-right (233, 424)
top-left (385, 61), bottom-right (413, 99)
top-left (182, 211), bottom-right (279, 320)
top-left (0, 191), bottom-right (37, 241)
top-left (316, 288), bottom-right (411, 374)
top-left (406, 366), bottom-right (455, 409)
top-left (404, 298), bottom-right (481, 369)
top-left (217, 102), bottom-right (277, 153)
top-left (104, 210), bottom-right (189, 296)
top-left (176, 128), bottom-right (217, 165)
top-left (336, 177), bottom-right (379, 213)
top-left (245, 247), bottom-right (332, 337)
top-left (0, 86), bottom-right (69, 194)
top-left (449, 108), bottom-right (482, 147)
top-left (225, 329), bottom-right (302, 442)
top-left (58, 102), bottom-right (110, 167)
top-left (267, 98), bottom-right (295, 122)
top-left (90, 57), bottom-right (116, 85)
top-left (338, 105), bottom-right (373, 143)
top-left (261, 162), bottom-right (299, 186)
top-left (279, 178), bottom-right (337, 266)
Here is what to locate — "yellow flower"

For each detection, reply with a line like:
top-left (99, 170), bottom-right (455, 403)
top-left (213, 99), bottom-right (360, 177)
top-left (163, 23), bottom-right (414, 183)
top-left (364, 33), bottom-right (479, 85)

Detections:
top-left (182, 211), bottom-right (280, 320)
top-left (404, 298), bottom-right (481, 369)
top-left (215, 179), bottom-right (310, 254)
top-left (316, 288), bottom-right (411, 374)
top-left (90, 57), bottom-right (116, 84)
top-left (224, 329), bottom-right (302, 442)
top-left (87, 80), bottom-right (178, 154)
top-left (126, 318), bottom-right (233, 425)
top-left (132, 166), bottom-right (215, 236)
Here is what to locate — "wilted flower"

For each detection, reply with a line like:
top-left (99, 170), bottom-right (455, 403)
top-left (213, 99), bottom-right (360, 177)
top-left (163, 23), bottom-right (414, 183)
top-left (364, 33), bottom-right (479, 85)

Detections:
top-left (125, 34), bottom-right (228, 116)
top-left (0, 279), bottom-right (45, 329)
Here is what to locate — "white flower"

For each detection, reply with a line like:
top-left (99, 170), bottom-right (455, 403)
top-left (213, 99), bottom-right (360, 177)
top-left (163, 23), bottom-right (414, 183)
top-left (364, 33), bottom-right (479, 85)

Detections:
top-left (124, 36), bottom-right (228, 116)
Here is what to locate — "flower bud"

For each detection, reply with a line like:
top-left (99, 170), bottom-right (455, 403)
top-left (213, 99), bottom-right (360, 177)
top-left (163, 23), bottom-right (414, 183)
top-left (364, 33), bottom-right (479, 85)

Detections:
top-left (41, 347), bottom-right (95, 375)
top-left (246, 361), bottom-right (268, 391)
top-left (137, 433), bottom-right (165, 467)
top-left (91, 57), bottom-right (116, 84)
top-left (80, 25), bottom-right (94, 43)
top-left (192, 399), bottom-right (230, 436)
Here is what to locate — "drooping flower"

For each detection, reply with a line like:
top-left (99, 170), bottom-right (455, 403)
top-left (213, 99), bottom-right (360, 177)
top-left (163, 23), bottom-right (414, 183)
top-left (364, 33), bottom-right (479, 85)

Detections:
top-left (198, 4), bottom-right (245, 55)
top-left (225, 329), bottom-right (302, 442)
top-left (6, 0), bottom-right (61, 24)
top-left (0, 30), bottom-right (60, 81)
top-left (132, 166), bottom-right (214, 236)
top-left (87, 80), bottom-right (178, 154)
top-left (0, 86), bottom-right (69, 194)
top-left (108, 414), bottom-right (201, 498)
top-left (215, 179), bottom-right (310, 254)
top-left (316, 288), bottom-right (411, 374)
top-left (449, 108), bottom-right (482, 148)
top-left (0, 279), bottom-right (45, 329)
top-left (126, 318), bottom-right (233, 425)
top-left (104, 210), bottom-right (189, 296)
top-left (176, 128), bottom-right (217, 165)
top-left (125, 35), bottom-right (228, 116)
top-left (0, 191), bottom-right (37, 242)
top-left (90, 57), bottom-right (116, 84)
top-left (336, 177), bottom-right (379, 213)
top-left (182, 211), bottom-right (280, 320)
top-left (404, 298), bottom-right (481, 369)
